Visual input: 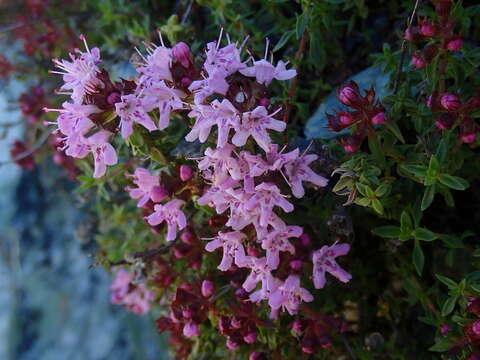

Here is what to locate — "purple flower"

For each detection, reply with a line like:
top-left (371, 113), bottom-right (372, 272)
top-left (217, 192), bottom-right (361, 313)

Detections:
top-left (51, 35), bottom-right (101, 103)
top-left (268, 275), bottom-right (313, 316)
top-left (201, 280), bottom-right (215, 297)
top-left (115, 94), bottom-right (157, 138)
top-left (232, 106), bottom-right (286, 152)
top-left (283, 152), bottom-right (328, 198)
top-left (244, 182), bottom-right (293, 227)
top-left (240, 59), bottom-right (296, 86)
top-left (180, 165), bottom-right (194, 181)
top-left (146, 199), bottom-right (187, 241)
top-left (142, 80), bottom-right (184, 130)
top-left (136, 44), bottom-right (173, 83)
top-left (86, 131), bottom-right (118, 178)
top-left (241, 256), bottom-right (274, 293)
top-left (183, 322), bottom-right (200, 337)
top-left (312, 243), bottom-right (352, 289)
top-left (204, 231), bottom-right (247, 271)
top-left (261, 226), bottom-right (302, 269)
top-left (110, 269), bottom-right (134, 304)
top-left (125, 168), bottom-right (162, 207)
top-left (204, 40), bottom-right (245, 77)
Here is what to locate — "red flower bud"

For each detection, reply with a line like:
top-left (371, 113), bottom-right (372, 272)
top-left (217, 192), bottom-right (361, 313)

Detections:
top-left (201, 280), bottom-right (215, 297)
top-left (440, 324), bottom-right (451, 336)
top-left (439, 93), bottom-right (461, 111)
top-left (338, 111), bottom-right (355, 126)
top-left (446, 37), bottom-right (462, 52)
top-left (435, 113), bottom-right (455, 130)
top-left (435, 0), bottom-right (453, 17)
top-left (411, 54), bottom-right (426, 69)
top-left (226, 339), bottom-right (239, 351)
top-left (180, 228), bottom-right (196, 244)
top-left (468, 298), bottom-right (480, 316)
top-left (420, 20), bottom-right (436, 37)
top-left (243, 332), bottom-right (257, 344)
top-left (338, 81), bottom-right (361, 107)
top-left (181, 76), bottom-right (192, 88)
top-left (289, 259), bottom-right (303, 271)
top-left (258, 97), bottom-right (270, 107)
top-left (183, 321), bottom-right (200, 337)
top-left (172, 42), bottom-right (193, 68)
top-left (291, 319), bottom-right (303, 335)
top-left (371, 111), bottom-right (386, 125)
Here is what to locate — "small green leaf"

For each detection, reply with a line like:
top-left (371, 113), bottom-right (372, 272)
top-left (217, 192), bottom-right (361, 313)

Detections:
top-left (355, 183), bottom-right (368, 196)
top-left (441, 296), bottom-right (458, 316)
top-left (371, 199), bottom-right (384, 214)
top-left (365, 186), bottom-right (375, 198)
top-left (428, 337), bottom-right (453, 352)
top-left (296, 13), bottom-right (309, 40)
top-left (400, 211), bottom-right (413, 234)
top-left (427, 155), bottom-right (440, 176)
top-left (273, 30), bottom-right (294, 52)
top-left (413, 227), bottom-right (438, 241)
top-left (400, 164), bottom-right (427, 178)
top-left (421, 185), bottom-right (436, 211)
top-left (435, 274), bottom-right (457, 289)
top-left (372, 226), bottom-right (401, 238)
top-left (385, 121), bottom-right (405, 143)
top-left (375, 183), bottom-right (390, 197)
top-left (438, 174), bottom-right (469, 190)
top-left (355, 197), bottom-right (371, 206)
top-left (413, 239), bottom-right (424, 276)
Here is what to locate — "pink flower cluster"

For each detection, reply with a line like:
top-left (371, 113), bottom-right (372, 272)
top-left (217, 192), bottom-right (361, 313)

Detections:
top-left (110, 269), bottom-right (155, 315)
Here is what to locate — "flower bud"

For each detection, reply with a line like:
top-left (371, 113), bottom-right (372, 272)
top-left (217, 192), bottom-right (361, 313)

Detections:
top-left (183, 322), bottom-right (200, 338)
top-left (231, 316), bottom-right (242, 329)
top-left (419, 20), bottom-right (435, 37)
top-left (435, 113), bottom-right (455, 130)
top-left (468, 298), bottom-right (480, 316)
top-left (107, 92), bottom-right (121, 105)
top-left (235, 287), bottom-right (248, 300)
top-left (258, 97), bottom-right (270, 107)
top-left (180, 228), bottom-right (196, 244)
top-left (249, 352), bottom-right (265, 360)
top-left (179, 165), bottom-right (193, 181)
top-left (301, 337), bottom-right (315, 354)
top-left (338, 81), bottom-right (361, 107)
top-left (446, 37), bottom-right (462, 52)
top-left (371, 111), bottom-right (386, 125)
top-left (151, 185), bottom-right (168, 202)
top-left (181, 76), bottom-right (192, 88)
top-left (435, 0), bottom-right (453, 17)
top-left (289, 259), bottom-right (303, 271)
top-left (411, 54), bottom-right (426, 69)
top-left (299, 233), bottom-right (311, 248)
top-left (338, 111), bottom-right (355, 126)
top-left (440, 324), bottom-right (451, 336)
top-left (172, 42), bottom-right (193, 68)
top-left (440, 93), bottom-right (461, 111)
top-left (182, 308), bottom-right (194, 319)
top-left (226, 339), bottom-right (239, 351)
top-left (291, 319), bottom-right (303, 335)
top-left (201, 280), bottom-right (215, 297)
top-left (243, 332), bottom-right (257, 344)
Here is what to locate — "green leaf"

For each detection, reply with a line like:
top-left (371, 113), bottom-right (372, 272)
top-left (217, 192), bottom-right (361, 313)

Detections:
top-left (375, 183), bottom-right (390, 197)
top-left (385, 121), bottom-right (405, 143)
top-left (273, 30), bottom-right (294, 52)
top-left (428, 337), bottom-right (453, 352)
top-left (372, 226), bottom-right (400, 238)
top-left (413, 227), bottom-right (437, 241)
top-left (400, 164), bottom-right (427, 178)
top-left (441, 296), bottom-right (458, 316)
top-left (355, 183), bottom-right (368, 197)
top-left (332, 176), bottom-right (352, 193)
top-left (421, 185), bottom-right (436, 211)
top-left (371, 199), bottom-right (384, 215)
top-left (427, 155), bottom-right (440, 176)
top-left (438, 174), bottom-right (469, 190)
top-left (355, 197), bottom-right (371, 206)
top-left (413, 239), bottom-right (424, 276)
top-left (435, 274), bottom-right (457, 289)
top-left (296, 13), bottom-right (309, 40)
top-left (400, 211), bottom-right (413, 234)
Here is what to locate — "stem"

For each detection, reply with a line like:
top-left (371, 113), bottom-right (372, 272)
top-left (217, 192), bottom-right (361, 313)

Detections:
top-left (107, 240), bottom-right (177, 267)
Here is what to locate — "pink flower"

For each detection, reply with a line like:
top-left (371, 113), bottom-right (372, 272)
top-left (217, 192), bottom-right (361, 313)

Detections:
top-left (440, 93), bottom-right (461, 111)
top-left (189, 72), bottom-right (230, 104)
top-left (142, 80), bottom-right (184, 130)
top-left (123, 283), bottom-right (155, 315)
top-left (268, 275), bottom-right (313, 316)
top-left (136, 44), bottom-right (173, 83)
top-left (241, 144), bottom-right (298, 177)
top-left (261, 226), bottom-right (302, 269)
top-left (86, 131), bottom-right (118, 178)
top-left (312, 243), bottom-right (352, 289)
top-left (283, 153), bottom-right (328, 198)
top-left (146, 199), bottom-right (187, 241)
top-left (419, 20), bottom-right (435, 37)
top-left (232, 106), bottom-right (286, 152)
top-left (115, 94), bottom-right (157, 138)
top-left (240, 59), bottom-right (296, 86)
top-left (371, 111), bottom-right (386, 125)
top-left (51, 35), bottom-right (102, 104)
top-left (204, 231), bottom-right (247, 271)
top-left (183, 322), bottom-right (200, 337)
top-left (244, 183), bottom-right (293, 227)
top-left (201, 280), bottom-right (215, 297)
top-left (241, 256), bottom-right (274, 292)
top-left (125, 167), bottom-right (162, 207)
top-left (180, 165), bottom-right (194, 181)
top-left (204, 40), bottom-right (245, 77)
top-left (446, 37), bottom-right (462, 52)
top-left (110, 269), bottom-right (134, 304)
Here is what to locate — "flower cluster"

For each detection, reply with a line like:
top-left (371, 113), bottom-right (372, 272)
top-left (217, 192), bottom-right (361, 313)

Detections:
top-left (110, 269), bottom-right (154, 315)
top-left (327, 81), bottom-right (386, 152)
top-left (405, 0), bottom-right (462, 69)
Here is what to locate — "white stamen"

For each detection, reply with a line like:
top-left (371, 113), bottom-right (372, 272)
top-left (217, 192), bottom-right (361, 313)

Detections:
top-left (217, 27), bottom-right (224, 50)
top-left (264, 38), bottom-right (270, 59)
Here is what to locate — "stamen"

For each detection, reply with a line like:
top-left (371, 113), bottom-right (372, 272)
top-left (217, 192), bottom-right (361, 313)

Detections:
top-left (264, 38), bottom-right (270, 59)
top-left (301, 140), bottom-right (314, 157)
top-left (217, 27), bottom-right (224, 50)
top-left (158, 31), bottom-right (165, 47)
top-left (79, 34), bottom-right (90, 53)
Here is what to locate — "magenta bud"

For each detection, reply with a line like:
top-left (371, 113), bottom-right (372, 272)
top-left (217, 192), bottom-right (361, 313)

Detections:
top-left (247, 246), bottom-right (261, 257)
top-left (172, 42), bottom-right (193, 68)
top-left (289, 259), bottom-right (303, 271)
top-left (182, 309), bottom-right (193, 319)
top-left (226, 339), bottom-right (239, 351)
top-left (231, 317), bottom-right (242, 329)
top-left (371, 111), bottom-right (386, 125)
top-left (291, 319), bottom-right (303, 335)
top-left (469, 352), bottom-right (480, 360)
top-left (435, 114), bottom-right (455, 130)
top-left (249, 352), bottom-right (264, 360)
top-left (419, 21), bottom-right (435, 37)
top-left (440, 93), bottom-right (461, 111)
top-left (338, 111), bottom-right (355, 126)
top-left (299, 233), bottom-right (311, 247)
top-left (338, 82), bottom-right (361, 107)
top-left (243, 332), bottom-right (257, 344)
top-left (461, 132), bottom-right (477, 144)
top-left (180, 165), bottom-right (193, 182)
top-left (440, 324), bottom-right (451, 336)
top-left (180, 229), bottom-right (196, 244)
top-left (107, 92), bottom-right (121, 105)
top-left (183, 322), bottom-right (200, 338)
top-left (150, 185), bottom-right (168, 202)
top-left (473, 320), bottom-right (480, 336)
top-left (404, 27), bottom-right (414, 41)
top-left (411, 55), bottom-right (426, 69)
top-left (235, 288), bottom-right (248, 299)
top-left (447, 38), bottom-right (462, 52)
top-left (201, 280), bottom-right (215, 297)
top-left (258, 97), bottom-right (270, 107)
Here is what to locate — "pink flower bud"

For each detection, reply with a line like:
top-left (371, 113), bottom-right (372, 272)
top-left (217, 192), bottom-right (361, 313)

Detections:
top-left (172, 42), bottom-right (193, 68)
top-left (299, 233), bottom-right (311, 247)
top-left (249, 352), bottom-right (265, 360)
top-left (460, 132), bottom-right (477, 144)
top-left (235, 288), bottom-right (248, 300)
top-left (243, 332), bottom-right (257, 344)
top-left (289, 259), bottom-right (303, 271)
top-left (291, 319), bottom-right (303, 335)
top-left (338, 112), bottom-right (355, 126)
top-left (411, 55), bottom-right (426, 69)
top-left (151, 185), bottom-right (168, 202)
top-left (338, 81), bottom-right (361, 107)
top-left (179, 165), bottom-right (193, 181)
top-left (201, 280), bottom-right (215, 297)
top-left (183, 322), bottom-right (200, 337)
top-left (440, 324), bottom-right (451, 336)
top-left (258, 97), bottom-right (270, 107)
top-left (180, 229), bottom-right (196, 244)
top-left (435, 114), bottom-right (455, 130)
top-left (473, 320), bottom-right (480, 336)
top-left (301, 338), bottom-right (315, 354)
top-left (182, 309), bottom-right (193, 319)
top-left (371, 111), bottom-right (386, 125)
top-left (181, 76), bottom-right (192, 88)
top-left (231, 316), bottom-right (242, 329)
top-left (107, 92), bottom-right (121, 105)
top-left (404, 27), bottom-right (414, 41)
top-left (469, 352), bottom-right (480, 360)
top-left (247, 246), bottom-right (261, 257)
top-left (446, 37), bottom-right (462, 52)
top-left (226, 339), bottom-right (239, 351)
top-left (419, 20), bottom-right (435, 37)
top-left (440, 93), bottom-right (461, 111)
